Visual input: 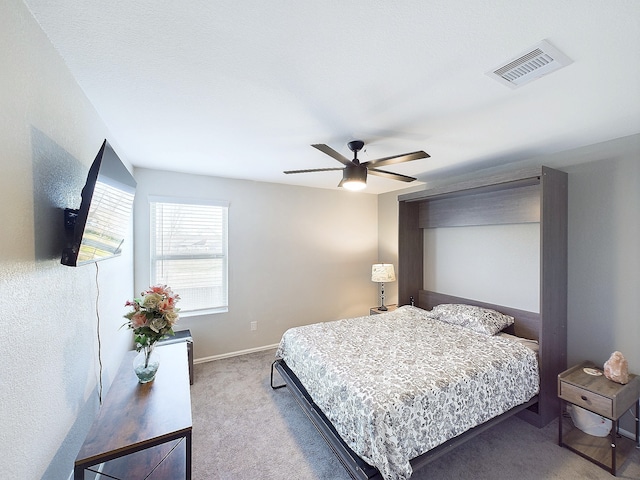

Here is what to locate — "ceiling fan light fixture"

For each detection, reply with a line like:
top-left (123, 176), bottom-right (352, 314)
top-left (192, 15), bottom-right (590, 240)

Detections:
top-left (342, 179), bottom-right (366, 191)
top-left (341, 165), bottom-right (367, 191)
top-left (285, 140), bottom-right (429, 190)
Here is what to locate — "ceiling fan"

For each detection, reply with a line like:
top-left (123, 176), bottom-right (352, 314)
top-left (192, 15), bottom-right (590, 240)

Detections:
top-left (284, 140), bottom-right (430, 191)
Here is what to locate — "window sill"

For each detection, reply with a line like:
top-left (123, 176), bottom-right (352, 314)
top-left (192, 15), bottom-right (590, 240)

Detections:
top-left (179, 307), bottom-right (228, 318)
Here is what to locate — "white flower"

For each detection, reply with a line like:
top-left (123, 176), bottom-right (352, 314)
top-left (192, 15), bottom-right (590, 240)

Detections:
top-left (149, 317), bottom-right (167, 333)
top-left (142, 292), bottom-right (163, 310)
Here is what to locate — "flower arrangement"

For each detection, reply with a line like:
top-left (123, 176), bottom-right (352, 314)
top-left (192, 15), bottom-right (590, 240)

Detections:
top-left (123, 285), bottom-right (181, 352)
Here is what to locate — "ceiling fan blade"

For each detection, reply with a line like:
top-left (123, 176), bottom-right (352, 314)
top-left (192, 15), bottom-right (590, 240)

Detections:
top-left (368, 168), bottom-right (417, 182)
top-left (284, 167), bottom-right (344, 174)
top-left (311, 144), bottom-right (353, 166)
top-left (363, 151), bottom-right (430, 168)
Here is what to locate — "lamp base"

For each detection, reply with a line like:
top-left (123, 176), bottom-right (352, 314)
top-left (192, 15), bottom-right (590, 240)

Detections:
top-left (378, 305), bottom-right (388, 311)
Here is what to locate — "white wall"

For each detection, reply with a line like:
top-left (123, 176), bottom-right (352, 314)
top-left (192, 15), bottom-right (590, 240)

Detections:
top-left (133, 169), bottom-right (379, 359)
top-left (0, 1), bottom-right (135, 477)
top-left (424, 223), bottom-right (540, 312)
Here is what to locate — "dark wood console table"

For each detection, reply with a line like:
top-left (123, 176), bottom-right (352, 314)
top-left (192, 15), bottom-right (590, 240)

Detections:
top-left (74, 342), bottom-right (192, 479)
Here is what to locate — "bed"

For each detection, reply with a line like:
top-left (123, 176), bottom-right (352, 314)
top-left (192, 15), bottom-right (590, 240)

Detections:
top-left (271, 166), bottom-right (567, 479)
top-left (272, 291), bottom-right (543, 480)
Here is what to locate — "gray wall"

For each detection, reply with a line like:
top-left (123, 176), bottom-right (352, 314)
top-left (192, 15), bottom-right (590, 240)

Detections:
top-left (133, 168), bottom-right (380, 360)
top-left (0, 0), bottom-right (135, 478)
top-left (565, 153), bottom-right (639, 373)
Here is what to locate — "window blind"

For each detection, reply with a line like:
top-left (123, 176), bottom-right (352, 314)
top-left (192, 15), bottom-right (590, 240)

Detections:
top-left (150, 199), bottom-right (228, 313)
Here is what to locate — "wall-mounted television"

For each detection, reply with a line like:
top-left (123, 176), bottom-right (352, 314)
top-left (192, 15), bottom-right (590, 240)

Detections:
top-left (61, 140), bottom-right (136, 267)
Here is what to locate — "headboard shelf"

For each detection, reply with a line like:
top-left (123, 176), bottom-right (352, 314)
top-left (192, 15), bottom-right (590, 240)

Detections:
top-left (417, 182), bottom-right (541, 228)
top-left (399, 165), bottom-right (567, 428)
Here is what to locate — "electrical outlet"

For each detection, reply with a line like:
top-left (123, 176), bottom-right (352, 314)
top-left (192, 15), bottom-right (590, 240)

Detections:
top-left (250, 321), bottom-right (257, 331)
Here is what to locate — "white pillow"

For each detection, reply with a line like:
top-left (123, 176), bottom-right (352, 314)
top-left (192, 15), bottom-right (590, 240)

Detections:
top-left (430, 303), bottom-right (514, 335)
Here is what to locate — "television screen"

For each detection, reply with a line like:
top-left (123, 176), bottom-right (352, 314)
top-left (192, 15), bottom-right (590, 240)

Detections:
top-left (61, 140), bottom-right (136, 266)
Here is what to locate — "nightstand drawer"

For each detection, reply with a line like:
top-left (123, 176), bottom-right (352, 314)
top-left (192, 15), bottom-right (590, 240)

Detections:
top-left (559, 382), bottom-right (612, 417)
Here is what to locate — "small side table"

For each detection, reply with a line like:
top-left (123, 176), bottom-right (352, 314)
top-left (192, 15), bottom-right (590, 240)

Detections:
top-left (158, 329), bottom-right (194, 384)
top-left (370, 304), bottom-right (398, 315)
top-left (558, 361), bottom-right (640, 476)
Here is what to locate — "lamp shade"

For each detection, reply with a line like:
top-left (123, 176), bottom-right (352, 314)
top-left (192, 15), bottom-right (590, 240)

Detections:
top-left (371, 263), bottom-right (396, 283)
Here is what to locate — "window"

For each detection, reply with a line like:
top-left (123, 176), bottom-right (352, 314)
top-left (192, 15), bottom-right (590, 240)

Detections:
top-left (150, 197), bottom-right (228, 315)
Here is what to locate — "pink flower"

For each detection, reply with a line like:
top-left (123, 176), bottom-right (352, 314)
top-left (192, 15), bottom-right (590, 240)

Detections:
top-left (158, 298), bottom-right (174, 313)
top-left (124, 300), bottom-right (138, 309)
top-left (130, 312), bottom-right (147, 328)
top-left (148, 285), bottom-right (170, 296)
top-left (123, 284), bottom-right (180, 350)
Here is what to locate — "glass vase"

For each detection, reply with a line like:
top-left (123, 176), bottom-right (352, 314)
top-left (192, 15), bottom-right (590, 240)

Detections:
top-left (133, 344), bottom-right (160, 383)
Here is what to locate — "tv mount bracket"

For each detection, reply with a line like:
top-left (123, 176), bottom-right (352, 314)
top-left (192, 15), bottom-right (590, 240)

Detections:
top-left (63, 208), bottom-right (79, 231)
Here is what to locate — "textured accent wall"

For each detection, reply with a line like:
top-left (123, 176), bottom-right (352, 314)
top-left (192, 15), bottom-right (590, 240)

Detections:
top-left (0, 1), bottom-right (134, 478)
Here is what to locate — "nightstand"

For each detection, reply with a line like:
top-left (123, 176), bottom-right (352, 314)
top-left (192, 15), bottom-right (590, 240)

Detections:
top-left (369, 304), bottom-right (398, 315)
top-left (558, 361), bottom-right (640, 476)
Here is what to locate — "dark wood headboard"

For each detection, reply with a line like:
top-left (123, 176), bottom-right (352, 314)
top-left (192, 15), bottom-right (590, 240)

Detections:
top-left (418, 290), bottom-right (540, 342)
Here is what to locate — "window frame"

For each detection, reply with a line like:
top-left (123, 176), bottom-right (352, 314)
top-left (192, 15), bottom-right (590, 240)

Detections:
top-left (149, 195), bottom-right (229, 316)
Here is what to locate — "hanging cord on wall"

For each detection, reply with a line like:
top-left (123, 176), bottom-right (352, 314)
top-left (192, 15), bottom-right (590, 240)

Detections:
top-left (95, 261), bottom-right (103, 405)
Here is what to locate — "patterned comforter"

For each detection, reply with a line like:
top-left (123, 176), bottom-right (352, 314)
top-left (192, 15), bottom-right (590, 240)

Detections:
top-left (275, 306), bottom-right (539, 480)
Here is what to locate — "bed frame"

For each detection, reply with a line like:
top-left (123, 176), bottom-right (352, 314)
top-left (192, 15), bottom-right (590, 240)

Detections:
top-left (272, 165), bottom-right (567, 479)
top-left (398, 166), bottom-right (568, 429)
top-left (272, 290), bottom-right (541, 480)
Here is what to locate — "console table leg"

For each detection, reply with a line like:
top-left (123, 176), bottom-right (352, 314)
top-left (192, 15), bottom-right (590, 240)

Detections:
top-left (186, 430), bottom-right (192, 479)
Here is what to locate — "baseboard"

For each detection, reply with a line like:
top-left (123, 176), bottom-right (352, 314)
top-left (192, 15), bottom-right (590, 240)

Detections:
top-left (194, 343), bottom-right (279, 364)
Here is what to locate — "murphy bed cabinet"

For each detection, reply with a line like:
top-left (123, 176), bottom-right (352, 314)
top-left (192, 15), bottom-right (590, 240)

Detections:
top-left (398, 165), bottom-right (568, 428)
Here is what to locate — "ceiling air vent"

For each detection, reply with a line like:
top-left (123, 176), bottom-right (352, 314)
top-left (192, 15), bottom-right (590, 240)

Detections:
top-left (487, 40), bottom-right (572, 88)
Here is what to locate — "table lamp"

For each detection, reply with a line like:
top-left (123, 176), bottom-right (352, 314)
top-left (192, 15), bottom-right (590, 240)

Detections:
top-left (371, 263), bottom-right (396, 311)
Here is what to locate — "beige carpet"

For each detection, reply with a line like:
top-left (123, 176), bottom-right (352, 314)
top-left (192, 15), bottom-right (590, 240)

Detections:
top-left (191, 349), bottom-right (640, 480)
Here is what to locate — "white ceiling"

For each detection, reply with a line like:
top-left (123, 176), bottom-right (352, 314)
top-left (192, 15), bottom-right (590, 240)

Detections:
top-left (24, 0), bottom-right (640, 193)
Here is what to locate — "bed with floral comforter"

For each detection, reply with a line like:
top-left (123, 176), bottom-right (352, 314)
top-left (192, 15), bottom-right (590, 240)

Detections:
top-left (275, 305), bottom-right (539, 480)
